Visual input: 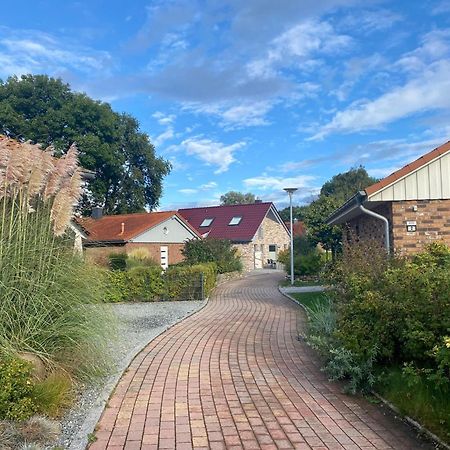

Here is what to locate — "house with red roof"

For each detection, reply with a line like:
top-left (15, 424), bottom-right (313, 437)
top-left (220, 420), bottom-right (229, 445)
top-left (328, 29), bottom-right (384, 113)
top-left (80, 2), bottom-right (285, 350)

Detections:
top-left (78, 210), bottom-right (201, 268)
top-left (178, 202), bottom-right (290, 270)
top-left (327, 141), bottom-right (450, 254)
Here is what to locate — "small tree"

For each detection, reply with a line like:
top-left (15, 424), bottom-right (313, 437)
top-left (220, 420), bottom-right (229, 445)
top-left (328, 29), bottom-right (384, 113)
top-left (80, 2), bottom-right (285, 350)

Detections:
top-left (182, 238), bottom-right (242, 273)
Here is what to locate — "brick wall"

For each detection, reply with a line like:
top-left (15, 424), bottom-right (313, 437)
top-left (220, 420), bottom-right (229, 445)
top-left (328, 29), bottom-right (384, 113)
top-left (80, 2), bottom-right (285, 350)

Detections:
top-left (345, 200), bottom-right (450, 255)
top-left (238, 215), bottom-right (290, 271)
top-left (346, 204), bottom-right (393, 251)
top-left (84, 242), bottom-right (185, 267)
top-left (391, 199), bottom-right (450, 255)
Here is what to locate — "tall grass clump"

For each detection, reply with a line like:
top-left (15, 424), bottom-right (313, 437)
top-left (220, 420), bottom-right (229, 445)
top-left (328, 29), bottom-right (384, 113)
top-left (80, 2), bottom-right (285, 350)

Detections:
top-left (0, 136), bottom-right (113, 380)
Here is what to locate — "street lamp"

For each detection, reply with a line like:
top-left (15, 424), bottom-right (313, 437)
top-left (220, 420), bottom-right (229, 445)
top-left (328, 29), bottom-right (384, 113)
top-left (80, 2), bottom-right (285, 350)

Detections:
top-left (284, 187), bottom-right (298, 286)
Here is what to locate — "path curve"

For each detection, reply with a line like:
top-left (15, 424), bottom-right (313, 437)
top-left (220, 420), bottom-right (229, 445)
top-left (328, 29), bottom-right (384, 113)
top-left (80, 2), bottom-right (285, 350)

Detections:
top-left (91, 272), bottom-right (431, 450)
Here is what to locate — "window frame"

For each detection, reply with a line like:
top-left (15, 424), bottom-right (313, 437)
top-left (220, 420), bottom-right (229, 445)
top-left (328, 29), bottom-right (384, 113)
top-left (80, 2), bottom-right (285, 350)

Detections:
top-left (200, 217), bottom-right (214, 227)
top-left (228, 216), bottom-right (242, 226)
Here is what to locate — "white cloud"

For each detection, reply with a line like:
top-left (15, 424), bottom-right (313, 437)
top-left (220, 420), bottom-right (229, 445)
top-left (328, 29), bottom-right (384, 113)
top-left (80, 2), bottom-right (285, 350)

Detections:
top-left (153, 128), bottom-right (175, 147)
top-left (396, 29), bottom-right (450, 73)
top-left (243, 174), bottom-right (316, 192)
top-left (178, 137), bottom-right (246, 173)
top-left (311, 60), bottom-right (450, 139)
top-left (220, 102), bottom-right (272, 127)
top-left (152, 111), bottom-right (176, 125)
top-left (0, 28), bottom-right (112, 78)
top-left (199, 181), bottom-right (217, 190)
top-left (247, 19), bottom-right (352, 78)
top-left (178, 188), bottom-right (198, 195)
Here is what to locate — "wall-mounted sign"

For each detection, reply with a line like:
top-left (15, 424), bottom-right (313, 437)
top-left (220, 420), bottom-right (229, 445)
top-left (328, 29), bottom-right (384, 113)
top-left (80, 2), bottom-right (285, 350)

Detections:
top-left (406, 220), bottom-right (417, 232)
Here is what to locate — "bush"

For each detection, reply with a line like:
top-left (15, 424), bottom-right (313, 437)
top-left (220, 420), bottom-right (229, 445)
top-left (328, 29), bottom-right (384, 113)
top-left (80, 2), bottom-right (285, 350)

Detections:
top-left (0, 357), bottom-right (37, 421)
top-left (164, 263), bottom-right (217, 300)
top-left (313, 241), bottom-right (450, 393)
top-left (279, 236), bottom-right (325, 276)
top-left (108, 252), bottom-right (128, 271)
top-left (105, 267), bottom-right (164, 302)
top-left (182, 238), bottom-right (242, 273)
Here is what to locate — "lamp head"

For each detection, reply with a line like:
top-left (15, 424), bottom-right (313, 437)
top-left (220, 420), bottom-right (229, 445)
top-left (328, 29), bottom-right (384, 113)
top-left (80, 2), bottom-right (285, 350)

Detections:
top-left (283, 187), bottom-right (298, 195)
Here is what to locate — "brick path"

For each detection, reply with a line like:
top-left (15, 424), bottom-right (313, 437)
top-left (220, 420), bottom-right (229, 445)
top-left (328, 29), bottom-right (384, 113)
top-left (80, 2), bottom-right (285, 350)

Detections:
top-left (91, 272), bottom-right (431, 450)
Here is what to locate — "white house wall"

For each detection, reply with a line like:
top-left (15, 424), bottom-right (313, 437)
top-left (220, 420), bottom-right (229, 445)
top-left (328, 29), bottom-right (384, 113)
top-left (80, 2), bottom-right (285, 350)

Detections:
top-left (130, 217), bottom-right (197, 243)
top-left (369, 151), bottom-right (450, 201)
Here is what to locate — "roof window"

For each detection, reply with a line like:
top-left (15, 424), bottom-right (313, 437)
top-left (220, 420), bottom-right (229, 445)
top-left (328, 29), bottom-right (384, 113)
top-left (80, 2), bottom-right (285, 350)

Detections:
top-left (229, 216), bottom-right (242, 226)
top-left (200, 217), bottom-right (214, 227)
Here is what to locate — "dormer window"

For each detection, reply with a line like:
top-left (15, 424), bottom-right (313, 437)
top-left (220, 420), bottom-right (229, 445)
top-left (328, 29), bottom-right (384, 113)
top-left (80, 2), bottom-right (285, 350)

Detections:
top-left (200, 218), bottom-right (214, 227)
top-left (229, 216), bottom-right (242, 226)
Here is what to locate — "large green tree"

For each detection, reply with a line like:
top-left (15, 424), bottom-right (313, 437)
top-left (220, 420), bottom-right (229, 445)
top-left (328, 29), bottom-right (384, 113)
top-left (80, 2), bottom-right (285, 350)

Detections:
top-left (220, 191), bottom-right (256, 205)
top-left (0, 75), bottom-right (171, 214)
top-left (304, 167), bottom-right (378, 254)
top-left (278, 205), bottom-right (310, 222)
top-left (320, 166), bottom-right (377, 204)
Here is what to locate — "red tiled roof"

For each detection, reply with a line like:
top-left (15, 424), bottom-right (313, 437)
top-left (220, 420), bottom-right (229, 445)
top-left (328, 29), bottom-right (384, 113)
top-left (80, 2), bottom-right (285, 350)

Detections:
top-left (365, 140), bottom-right (450, 196)
top-left (178, 202), bottom-right (277, 242)
top-left (284, 220), bottom-right (306, 237)
top-left (78, 211), bottom-right (199, 242)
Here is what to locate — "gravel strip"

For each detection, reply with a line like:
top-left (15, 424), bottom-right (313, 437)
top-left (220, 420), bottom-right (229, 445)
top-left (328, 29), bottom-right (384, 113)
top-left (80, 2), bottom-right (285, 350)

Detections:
top-left (55, 300), bottom-right (205, 450)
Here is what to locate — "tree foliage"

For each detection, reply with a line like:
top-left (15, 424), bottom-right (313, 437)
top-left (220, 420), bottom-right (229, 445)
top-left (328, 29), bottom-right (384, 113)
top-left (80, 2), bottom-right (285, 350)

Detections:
top-left (278, 205), bottom-right (309, 222)
top-left (0, 74), bottom-right (171, 214)
top-left (301, 167), bottom-right (377, 254)
top-left (220, 191), bottom-right (255, 205)
top-left (181, 238), bottom-right (242, 273)
top-left (320, 166), bottom-right (377, 204)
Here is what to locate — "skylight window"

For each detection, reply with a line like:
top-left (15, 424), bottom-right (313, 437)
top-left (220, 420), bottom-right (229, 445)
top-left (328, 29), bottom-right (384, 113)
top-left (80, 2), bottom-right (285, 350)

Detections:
top-left (229, 216), bottom-right (242, 226)
top-left (200, 218), bottom-right (214, 227)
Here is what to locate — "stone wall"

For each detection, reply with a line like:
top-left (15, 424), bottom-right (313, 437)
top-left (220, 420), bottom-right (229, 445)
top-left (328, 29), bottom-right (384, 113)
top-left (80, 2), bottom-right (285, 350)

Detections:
top-left (391, 199), bottom-right (450, 255)
top-left (237, 215), bottom-right (290, 271)
top-left (84, 242), bottom-right (185, 267)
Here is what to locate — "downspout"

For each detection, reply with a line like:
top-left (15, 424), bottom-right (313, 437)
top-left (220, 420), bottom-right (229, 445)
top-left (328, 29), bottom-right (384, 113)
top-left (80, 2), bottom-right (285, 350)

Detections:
top-left (356, 192), bottom-right (390, 255)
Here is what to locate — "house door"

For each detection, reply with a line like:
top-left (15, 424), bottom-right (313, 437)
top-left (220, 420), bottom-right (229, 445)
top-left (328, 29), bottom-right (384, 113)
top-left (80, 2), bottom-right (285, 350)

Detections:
top-left (160, 246), bottom-right (168, 269)
top-left (254, 244), bottom-right (262, 269)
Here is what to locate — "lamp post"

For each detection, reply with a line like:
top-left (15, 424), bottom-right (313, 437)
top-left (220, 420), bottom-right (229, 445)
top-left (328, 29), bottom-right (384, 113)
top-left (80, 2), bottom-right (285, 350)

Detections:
top-left (284, 187), bottom-right (298, 285)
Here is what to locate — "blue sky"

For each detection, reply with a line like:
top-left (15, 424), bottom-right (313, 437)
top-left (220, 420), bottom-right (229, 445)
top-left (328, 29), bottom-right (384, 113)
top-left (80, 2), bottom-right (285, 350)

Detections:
top-left (1, 0), bottom-right (450, 209)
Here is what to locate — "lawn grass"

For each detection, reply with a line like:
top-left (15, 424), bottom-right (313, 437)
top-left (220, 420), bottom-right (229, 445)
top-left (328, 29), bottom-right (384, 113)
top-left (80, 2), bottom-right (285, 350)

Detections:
top-left (279, 279), bottom-right (320, 287)
top-left (290, 291), bottom-right (328, 312)
top-left (375, 367), bottom-right (450, 443)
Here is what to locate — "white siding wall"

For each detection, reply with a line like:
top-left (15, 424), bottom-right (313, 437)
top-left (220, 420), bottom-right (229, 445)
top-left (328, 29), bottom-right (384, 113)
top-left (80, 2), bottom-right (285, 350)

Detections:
top-left (369, 152), bottom-right (450, 201)
top-left (130, 217), bottom-right (197, 243)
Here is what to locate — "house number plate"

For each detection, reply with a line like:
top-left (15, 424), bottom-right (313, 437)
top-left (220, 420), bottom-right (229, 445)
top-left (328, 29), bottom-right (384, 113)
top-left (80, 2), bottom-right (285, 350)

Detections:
top-left (406, 220), bottom-right (417, 232)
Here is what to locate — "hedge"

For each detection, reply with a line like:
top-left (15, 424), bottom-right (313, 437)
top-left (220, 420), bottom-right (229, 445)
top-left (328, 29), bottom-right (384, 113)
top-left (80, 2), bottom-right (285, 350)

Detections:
top-left (104, 263), bottom-right (217, 302)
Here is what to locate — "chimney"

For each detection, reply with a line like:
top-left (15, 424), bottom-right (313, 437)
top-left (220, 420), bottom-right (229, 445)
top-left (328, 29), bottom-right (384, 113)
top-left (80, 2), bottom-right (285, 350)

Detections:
top-left (91, 207), bottom-right (103, 220)
top-left (255, 198), bottom-right (262, 204)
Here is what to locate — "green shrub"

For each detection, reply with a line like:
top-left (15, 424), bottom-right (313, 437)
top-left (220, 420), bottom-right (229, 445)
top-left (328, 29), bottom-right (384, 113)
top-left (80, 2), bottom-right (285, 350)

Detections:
top-left (126, 266), bottom-right (165, 301)
top-left (108, 252), bottom-right (128, 271)
top-left (0, 357), bottom-right (37, 421)
top-left (164, 263), bottom-right (217, 300)
top-left (105, 267), bottom-right (164, 302)
top-left (182, 238), bottom-right (242, 273)
top-left (280, 236), bottom-right (325, 276)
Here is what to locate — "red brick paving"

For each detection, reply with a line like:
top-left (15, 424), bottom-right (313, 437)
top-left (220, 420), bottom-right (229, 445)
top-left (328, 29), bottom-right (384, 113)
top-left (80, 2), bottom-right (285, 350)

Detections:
top-left (92, 272), bottom-right (432, 449)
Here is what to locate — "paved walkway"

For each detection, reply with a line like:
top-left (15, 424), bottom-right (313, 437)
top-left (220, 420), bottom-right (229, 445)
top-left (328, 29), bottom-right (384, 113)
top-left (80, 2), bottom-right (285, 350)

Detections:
top-left (91, 272), bottom-right (431, 450)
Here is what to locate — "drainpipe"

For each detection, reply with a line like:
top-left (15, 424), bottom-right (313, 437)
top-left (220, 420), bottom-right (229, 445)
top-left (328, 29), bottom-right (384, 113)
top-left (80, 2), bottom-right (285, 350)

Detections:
top-left (356, 193), bottom-right (390, 255)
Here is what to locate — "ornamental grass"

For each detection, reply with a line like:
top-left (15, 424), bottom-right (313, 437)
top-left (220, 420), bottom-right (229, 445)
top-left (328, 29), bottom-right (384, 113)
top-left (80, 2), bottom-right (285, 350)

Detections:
top-left (0, 136), bottom-right (113, 379)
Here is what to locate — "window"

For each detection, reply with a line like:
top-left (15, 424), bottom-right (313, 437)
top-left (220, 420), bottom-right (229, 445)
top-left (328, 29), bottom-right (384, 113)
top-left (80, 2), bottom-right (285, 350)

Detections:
top-left (200, 218), bottom-right (214, 227)
top-left (269, 245), bottom-right (276, 252)
top-left (228, 216), bottom-right (242, 226)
